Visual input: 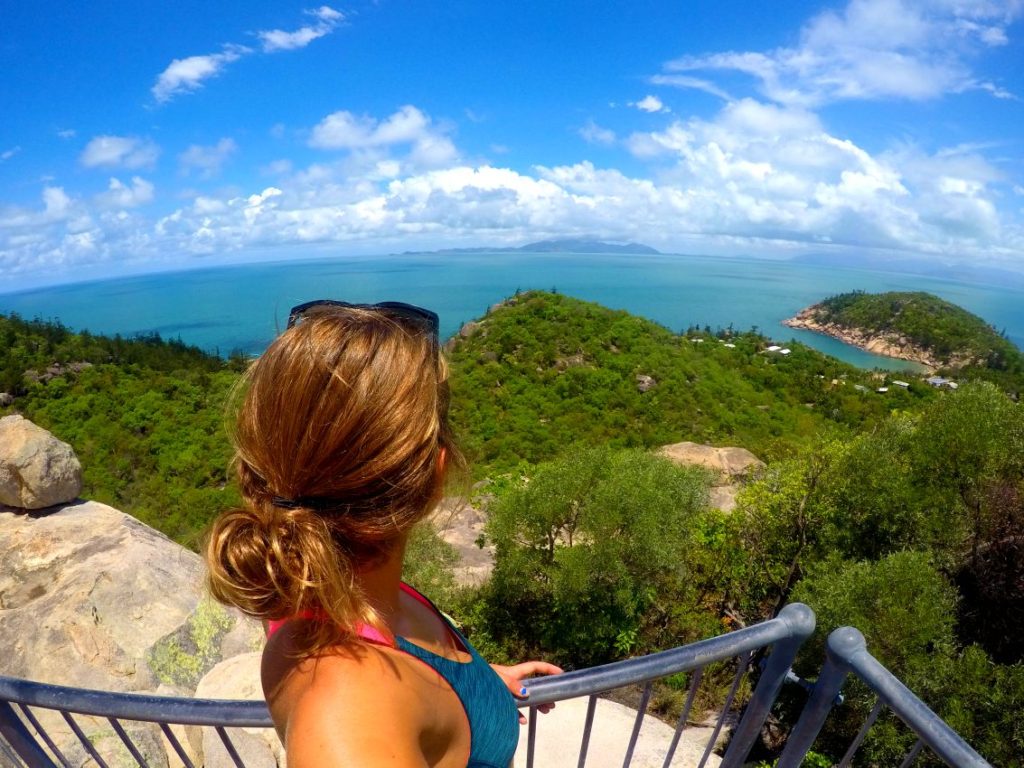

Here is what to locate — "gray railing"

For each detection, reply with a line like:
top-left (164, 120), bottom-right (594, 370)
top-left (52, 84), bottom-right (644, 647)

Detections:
top-left (0, 607), bottom-right (994, 768)
top-left (777, 626), bottom-right (993, 768)
top-left (0, 603), bottom-right (815, 768)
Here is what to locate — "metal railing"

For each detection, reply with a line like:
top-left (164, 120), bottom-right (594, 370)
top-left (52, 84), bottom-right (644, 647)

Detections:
top-left (0, 608), bottom-right (994, 768)
top-left (0, 603), bottom-right (816, 768)
top-left (777, 626), bottom-right (993, 768)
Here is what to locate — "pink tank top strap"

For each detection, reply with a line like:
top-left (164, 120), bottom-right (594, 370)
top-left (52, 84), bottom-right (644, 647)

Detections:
top-left (264, 583), bottom-right (430, 643)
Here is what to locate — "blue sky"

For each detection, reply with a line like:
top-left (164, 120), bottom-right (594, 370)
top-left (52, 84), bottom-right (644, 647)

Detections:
top-left (2, 0), bottom-right (1023, 289)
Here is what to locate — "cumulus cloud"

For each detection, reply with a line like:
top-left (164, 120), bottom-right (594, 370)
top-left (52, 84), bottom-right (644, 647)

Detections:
top-left (258, 6), bottom-right (344, 52)
top-left (663, 0), bottom-right (1022, 106)
top-left (97, 177), bottom-right (155, 209)
top-left (178, 138), bottom-right (239, 178)
top-left (579, 120), bottom-right (616, 146)
top-left (80, 136), bottom-right (161, 170)
top-left (152, 44), bottom-right (251, 103)
top-left (308, 106), bottom-right (458, 169)
top-left (630, 95), bottom-right (669, 113)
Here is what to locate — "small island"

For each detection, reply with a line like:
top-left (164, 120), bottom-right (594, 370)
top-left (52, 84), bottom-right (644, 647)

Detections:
top-left (784, 290), bottom-right (1021, 375)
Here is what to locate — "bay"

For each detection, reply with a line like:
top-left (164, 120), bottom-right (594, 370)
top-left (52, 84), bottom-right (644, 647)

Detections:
top-left (2, 251), bottom-right (1022, 372)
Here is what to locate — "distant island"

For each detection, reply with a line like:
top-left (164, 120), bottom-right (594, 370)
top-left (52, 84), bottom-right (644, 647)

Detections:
top-left (404, 237), bottom-right (660, 256)
top-left (784, 290), bottom-right (1023, 376)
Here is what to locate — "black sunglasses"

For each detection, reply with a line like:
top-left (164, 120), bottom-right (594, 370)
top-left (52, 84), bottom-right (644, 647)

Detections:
top-left (286, 300), bottom-right (440, 337)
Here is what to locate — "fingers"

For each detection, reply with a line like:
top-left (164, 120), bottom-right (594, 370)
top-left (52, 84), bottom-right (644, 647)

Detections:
top-left (509, 661), bottom-right (565, 679)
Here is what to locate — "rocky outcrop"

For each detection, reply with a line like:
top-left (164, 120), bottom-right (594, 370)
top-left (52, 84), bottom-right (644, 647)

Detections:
top-left (658, 442), bottom-right (765, 513)
top-left (783, 306), bottom-right (942, 370)
top-left (0, 500), bottom-right (265, 766)
top-left (433, 497), bottom-right (495, 586)
top-left (658, 442), bottom-right (764, 483)
top-left (0, 414), bottom-right (82, 509)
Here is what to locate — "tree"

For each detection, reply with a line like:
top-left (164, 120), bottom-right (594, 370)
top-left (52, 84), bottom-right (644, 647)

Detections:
top-left (478, 446), bottom-right (712, 666)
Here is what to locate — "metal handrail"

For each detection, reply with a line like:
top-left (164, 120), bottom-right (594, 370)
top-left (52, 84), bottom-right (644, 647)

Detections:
top-left (0, 603), bottom-right (818, 768)
top-left (777, 626), bottom-right (994, 768)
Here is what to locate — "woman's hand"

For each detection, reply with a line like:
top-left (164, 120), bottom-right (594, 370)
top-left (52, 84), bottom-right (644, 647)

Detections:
top-left (491, 661), bottom-right (564, 724)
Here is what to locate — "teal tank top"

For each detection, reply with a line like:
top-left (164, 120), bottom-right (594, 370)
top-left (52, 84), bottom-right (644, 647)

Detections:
top-left (391, 584), bottom-right (519, 768)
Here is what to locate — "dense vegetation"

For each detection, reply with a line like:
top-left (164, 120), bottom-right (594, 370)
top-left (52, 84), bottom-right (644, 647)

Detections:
top-left (814, 290), bottom-right (1024, 384)
top-left (448, 292), bottom-right (934, 473)
top-left (0, 313), bottom-right (244, 545)
top-left (2, 291), bottom-right (1022, 765)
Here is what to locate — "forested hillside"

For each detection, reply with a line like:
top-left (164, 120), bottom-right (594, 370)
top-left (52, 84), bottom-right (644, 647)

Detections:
top-left (815, 290), bottom-right (1024, 377)
top-left (448, 291), bottom-right (933, 472)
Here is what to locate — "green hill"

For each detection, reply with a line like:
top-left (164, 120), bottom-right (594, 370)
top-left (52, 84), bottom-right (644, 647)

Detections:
top-left (810, 291), bottom-right (1022, 374)
top-left (447, 291), bottom-right (931, 473)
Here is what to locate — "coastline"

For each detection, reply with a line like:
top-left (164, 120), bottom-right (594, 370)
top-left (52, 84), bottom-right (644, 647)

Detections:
top-left (783, 306), bottom-right (939, 374)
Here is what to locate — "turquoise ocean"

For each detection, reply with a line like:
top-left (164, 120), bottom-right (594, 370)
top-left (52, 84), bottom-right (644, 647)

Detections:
top-left (2, 251), bottom-right (1023, 372)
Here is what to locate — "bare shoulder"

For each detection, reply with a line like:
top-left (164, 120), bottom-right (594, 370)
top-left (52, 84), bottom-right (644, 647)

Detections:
top-left (284, 650), bottom-right (429, 768)
top-left (262, 625), bottom-right (467, 768)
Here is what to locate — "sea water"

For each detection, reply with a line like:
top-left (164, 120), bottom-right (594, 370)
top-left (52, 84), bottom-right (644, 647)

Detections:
top-left (2, 251), bottom-right (1022, 371)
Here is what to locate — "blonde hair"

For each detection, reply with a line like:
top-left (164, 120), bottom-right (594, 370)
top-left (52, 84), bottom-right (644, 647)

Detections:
top-left (205, 306), bottom-right (460, 654)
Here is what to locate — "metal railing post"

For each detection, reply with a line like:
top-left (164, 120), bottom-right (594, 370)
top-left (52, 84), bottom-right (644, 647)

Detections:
top-left (720, 603), bottom-right (816, 768)
top-left (0, 700), bottom-right (58, 768)
top-left (775, 627), bottom-right (863, 768)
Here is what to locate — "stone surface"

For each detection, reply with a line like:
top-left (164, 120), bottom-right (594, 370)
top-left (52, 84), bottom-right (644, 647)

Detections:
top-left (0, 415), bottom-right (83, 509)
top-left (0, 500), bottom-right (265, 765)
top-left (657, 442), bottom-right (764, 483)
top-left (433, 497), bottom-right (495, 585)
top-left (516, 696), bottom-right (722, 767)
top-left (636, 374), bottom-right (657, 392)
top-left (0, 392), bottom-right (13, 407)
top-left (193, 653), bottom-right (283, 768)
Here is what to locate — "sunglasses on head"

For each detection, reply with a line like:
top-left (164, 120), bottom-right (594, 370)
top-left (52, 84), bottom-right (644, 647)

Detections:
top-left (286, 300), bottom-right (440, 337)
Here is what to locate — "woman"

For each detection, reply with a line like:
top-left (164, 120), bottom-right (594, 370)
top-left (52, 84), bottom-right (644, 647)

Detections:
top-left (205, 300), bottom-right (560, 767)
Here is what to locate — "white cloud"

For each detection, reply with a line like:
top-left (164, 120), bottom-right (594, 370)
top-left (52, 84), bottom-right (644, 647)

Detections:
top-left (579, 120), bottom-right (616, 146)
top-left (649, 74), bottom-right (731, 101)
top-left (80, 136), bottom-right (160, 170)
top-left (152, 44), bottom-right (251, 103)
top-left (57, 129), bottom-right (76, 139)
top-left (1, 147), bottom-right (21, 162)
top-left (97, 177), bottom-right (155, 209)
top-left (178, 138), bottom-right (239, 178)
top-left (630, 95), bottom-right (669, 113)
top-left (308, 106), bottom-right (458, 170)
top-left (258, 6), bottom-right (344, 52)
top-left (664, 0), bottom-right (1022, 106)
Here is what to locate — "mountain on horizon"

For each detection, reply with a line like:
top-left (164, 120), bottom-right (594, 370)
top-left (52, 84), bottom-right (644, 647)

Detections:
top-left (516, 238), bottom-right (660, 254)
top-left (410, 237), bottom-right (660, 256)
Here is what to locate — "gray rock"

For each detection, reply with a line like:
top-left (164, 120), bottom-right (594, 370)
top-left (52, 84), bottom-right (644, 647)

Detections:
top-left (0, 415), bottom-right (83, 509)
top-left (657, 442), bottom-right (764, 483)
top-left (636, 374), bottom-right (657, 392)
top-left (0, 392), bottom-right (13, 407)
top-left (0, 500), bottom-right (265, 766)
top-left (193, 653), bottom-right (282, 768)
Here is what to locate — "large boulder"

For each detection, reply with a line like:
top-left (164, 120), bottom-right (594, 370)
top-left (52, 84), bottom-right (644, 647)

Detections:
top-left (658, 442), bottom-right (765, 513)
top-left (433, 497), bottom-right (494, 586)
top-left (0, 500), bottom-right (265, 765)
top-left (657, 442), bottom-right (764, 483)
top-left (0, 414), bottom-right (83, 509)
top-left (519, 696), bottom-right (722, 767)
top-left (192, 653), bottom-right (283, 768)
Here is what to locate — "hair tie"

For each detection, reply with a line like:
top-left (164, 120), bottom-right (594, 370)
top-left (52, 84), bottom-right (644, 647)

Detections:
top-left (270, 495), bottom-right (354, 512)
